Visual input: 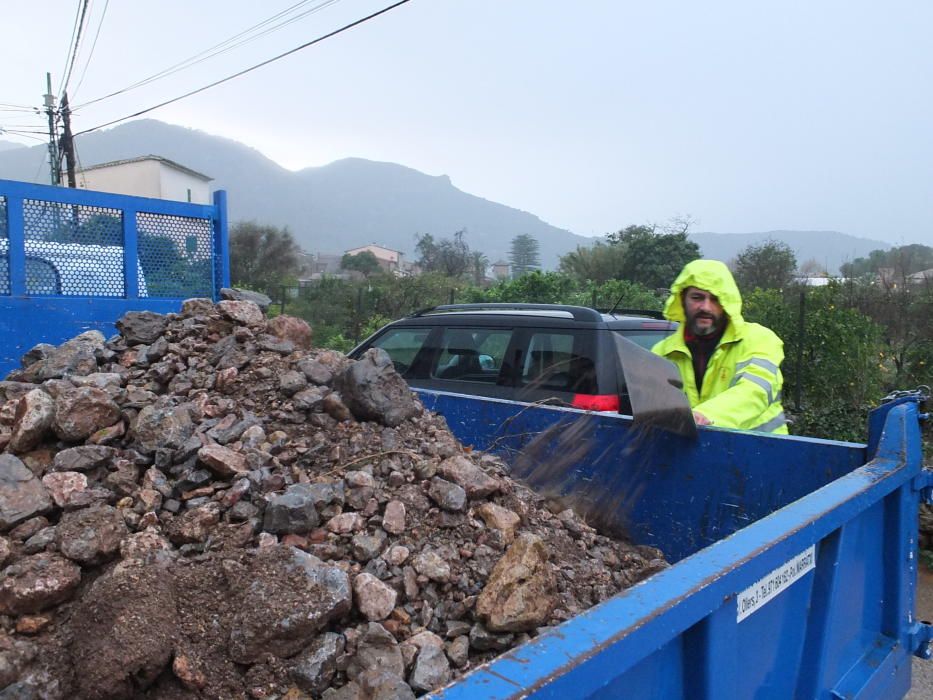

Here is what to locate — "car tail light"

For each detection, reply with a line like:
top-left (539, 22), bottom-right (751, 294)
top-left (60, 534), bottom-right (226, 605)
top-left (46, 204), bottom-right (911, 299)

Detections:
top-left (571, 394), bottom-right (620, 411)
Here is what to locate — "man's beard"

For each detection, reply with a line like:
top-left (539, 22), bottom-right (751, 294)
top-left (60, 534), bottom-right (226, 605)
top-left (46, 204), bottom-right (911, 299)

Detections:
top-left (688, 313), bottom-right (722, 336)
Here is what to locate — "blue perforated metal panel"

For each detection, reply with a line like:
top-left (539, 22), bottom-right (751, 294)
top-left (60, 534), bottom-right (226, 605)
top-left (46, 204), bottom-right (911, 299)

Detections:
top-left (137, 211), bottom-right (214, 298)
top-left (22, 198), bottom-right (124, 296)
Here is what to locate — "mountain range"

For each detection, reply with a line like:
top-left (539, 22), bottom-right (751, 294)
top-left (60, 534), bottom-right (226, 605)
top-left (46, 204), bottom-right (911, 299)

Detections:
top-left (0, 120), bottom-right (890, 272)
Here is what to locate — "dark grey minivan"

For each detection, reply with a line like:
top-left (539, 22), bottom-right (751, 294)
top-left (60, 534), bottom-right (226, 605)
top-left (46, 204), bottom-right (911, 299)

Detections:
top-left (348, 303), bottom-right (676, 413)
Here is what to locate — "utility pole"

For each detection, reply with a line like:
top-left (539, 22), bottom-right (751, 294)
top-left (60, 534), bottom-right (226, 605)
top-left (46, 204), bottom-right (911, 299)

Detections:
top-left (59, 92), bottom-right (77, 188)
top-left (43, 72), bottom-right (60, 185)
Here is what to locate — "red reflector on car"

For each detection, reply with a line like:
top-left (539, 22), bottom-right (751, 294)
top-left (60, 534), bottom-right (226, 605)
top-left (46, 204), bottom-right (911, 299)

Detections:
top-left (641, 321), bottom-right (670, 329)
top-left (571, 394), bottom-right (620, 411)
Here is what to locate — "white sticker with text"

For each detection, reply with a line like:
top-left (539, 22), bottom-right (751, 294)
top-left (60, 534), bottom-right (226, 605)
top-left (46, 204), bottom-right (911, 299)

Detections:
top-left (737, 545), bottom-right (816, 622)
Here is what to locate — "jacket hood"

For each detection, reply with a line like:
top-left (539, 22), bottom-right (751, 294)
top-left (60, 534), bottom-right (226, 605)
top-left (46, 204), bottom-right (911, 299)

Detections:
top-left (662, 259), bottom-right (744, 326)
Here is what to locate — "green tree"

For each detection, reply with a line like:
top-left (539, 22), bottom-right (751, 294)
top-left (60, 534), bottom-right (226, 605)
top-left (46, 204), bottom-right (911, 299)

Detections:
top-left (341, 250), bottom-right (381, 277)
top-left (230, 221), bottom-right (302, 291)
top-left (840, 244), bottom-right (933, 286)
top-left (559, 241), bottom-right (628, 283)
top-left (470, 250), bottom-right (489, 286)
top-left (415, 230), bottom-right (477, 278)
top-left (509, 234), bottom-right (541, 277)
top-left (731, 239), bottom-right (797, 292)
top-left (607, 224), bottom-right (701, 289)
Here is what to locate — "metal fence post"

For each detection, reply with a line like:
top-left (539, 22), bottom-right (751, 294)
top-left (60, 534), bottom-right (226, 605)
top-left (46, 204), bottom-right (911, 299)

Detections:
top-left (122, 207), bottom-right (139, 299)
top-left (212, 190), bottom-right (230, 298)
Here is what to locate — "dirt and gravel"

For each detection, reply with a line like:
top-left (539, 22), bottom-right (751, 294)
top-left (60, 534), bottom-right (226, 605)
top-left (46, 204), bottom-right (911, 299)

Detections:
top-left (0, 293), bottom-right (667, 699)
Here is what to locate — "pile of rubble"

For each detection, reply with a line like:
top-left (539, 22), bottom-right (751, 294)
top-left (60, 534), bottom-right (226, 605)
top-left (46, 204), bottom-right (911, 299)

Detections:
top-left (0, 295), bottom-right (667, 699)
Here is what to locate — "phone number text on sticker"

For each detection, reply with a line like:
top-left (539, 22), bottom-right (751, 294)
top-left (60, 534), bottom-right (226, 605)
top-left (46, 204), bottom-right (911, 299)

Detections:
top-left (737, 546), bottom-right (816, 622)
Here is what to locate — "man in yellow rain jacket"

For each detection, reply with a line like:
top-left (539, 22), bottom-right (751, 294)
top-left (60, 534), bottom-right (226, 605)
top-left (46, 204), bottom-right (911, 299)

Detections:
top-left (652, 259), bottom-right (788, 434)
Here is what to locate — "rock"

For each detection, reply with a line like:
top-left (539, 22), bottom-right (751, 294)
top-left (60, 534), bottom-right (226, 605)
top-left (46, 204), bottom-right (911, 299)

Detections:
top-left (407, 630), bottom-right (444, 650)
top-left (8, 390), bottom-right (54, 453)
top-left (0, 455), bottom-right (52, 530)
top-left (69, 372), bottom-right (123, 390)
top-left (257, 333), bottom-right (295, 355)
top-left (268, 314), bottom-right (313, 350)
top-left (335, 349), bottom-right (420, 427)
top-left (323, 393), bottom-right (353, 422)
top-left (352, 531), bottom-right (387, 562)
top-left (0, 553), bottom-right (81, 614)
top-left (476, 534), bottom-right (557, 632)
top-left (67, 560), bottom-right (176, 698)
top-left (347, 622), bottom-right (405, 681)
top-left (438, 456), bottom-right (500, 499)
top-left (279, 370), bottom-right (308, 397)
top-left (172, 653), bottom-right (207, 690)
top-left (298, 358), bottom-right (333, 386)
top-left (218, 300), bottom-right (265, 327)
top-left (165, 502), bottom-right (221, 545)
top-left (413, 549), bottom-right (452, 582)
top-left (427, 478), bottom-right (467, 512)
top-left (51, 445), bottom-right (116, 472)
top-left (56, 504), bottom-right (128, 565)
top-left (197, 444), bottom-right (248, 478)
top-left (180, 297), bottom-right (215, 317)
top-left (385, 545), bottom-right (410, 567)
top-left (409, 644), bottom-right (452, 693)
top-left (20, 343), bottom-right (55, 368)
top-left (354, 573), bottom-right (397, 621)
top-left (0, 538), bottom-right (10, 566)
top-left (289, 632), bottom-right (345, 694)
top-left (116, 310), bottom-right (169, 345)
top-left (475, 502), bottom-right (521, 542)
top-left (132, 401), bottom-right (196, 454)
top-left (468, 623), bottom-right (514, 651)
top-left (264, 484), bottom-right (321, 534)
top-left (445, 636), bottom-right (470, 668)
top-left (293, 387), bottom-right (326, 412)
top-left (120, 529), bottom-right (173, 561)
top-left (52, 387), bottom-right (121, 442)
top-left (220, 287), bottom-right (272, 311)
top-left (22, 526), bottom-right (56, 555)
top-left (357, 669), bottom-right (416, 700)
top-left (380, 500), bottom-right (407, 535)
top-left (327, 512), bottom-right (366, 534)
top-left (41, 471), bottom-right (88, 508)
top-left (22, 330), bottom-right (104, 381)
top-left (229, 546), bottom-right (352, 663)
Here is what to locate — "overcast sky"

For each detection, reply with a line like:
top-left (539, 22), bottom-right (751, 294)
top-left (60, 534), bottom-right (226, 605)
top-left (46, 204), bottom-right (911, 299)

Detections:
top-left (2, 0), bottom-right (931, 244)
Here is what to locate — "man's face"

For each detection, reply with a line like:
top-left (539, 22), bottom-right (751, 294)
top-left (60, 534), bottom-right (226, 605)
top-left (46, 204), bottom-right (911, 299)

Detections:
top-left (683, 287), bottom-right (725, 336)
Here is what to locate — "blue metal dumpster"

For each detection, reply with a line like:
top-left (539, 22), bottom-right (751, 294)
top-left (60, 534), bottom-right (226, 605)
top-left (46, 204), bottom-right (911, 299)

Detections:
top-left (415, 389), bottom-right (931, 699)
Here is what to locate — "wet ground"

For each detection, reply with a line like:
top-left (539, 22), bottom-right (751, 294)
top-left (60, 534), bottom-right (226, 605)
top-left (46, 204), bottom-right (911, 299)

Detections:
top-left (907, 567), bottom-right (933, 699)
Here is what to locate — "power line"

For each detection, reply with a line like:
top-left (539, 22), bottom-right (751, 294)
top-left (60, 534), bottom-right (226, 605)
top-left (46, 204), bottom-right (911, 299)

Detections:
top-left (60, 0), bottom-right (92, 99)
top-left (74, 0), bottom-right (341, 111)
top-left (71, 0), bottom-right (110, 100)
top-left (74, 0), bottom-right (412, 137)
top-left (0, 102), bottom-right (40, 110)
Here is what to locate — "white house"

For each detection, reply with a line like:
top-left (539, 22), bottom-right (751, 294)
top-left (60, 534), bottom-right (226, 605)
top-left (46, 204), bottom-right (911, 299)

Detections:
top-left (76, 156), bottom-right (213, 204)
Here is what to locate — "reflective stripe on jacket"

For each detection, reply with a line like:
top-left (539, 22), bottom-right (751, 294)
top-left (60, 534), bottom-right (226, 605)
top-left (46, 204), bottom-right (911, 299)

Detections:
top-left (651, 260), bottom-right (788, 434)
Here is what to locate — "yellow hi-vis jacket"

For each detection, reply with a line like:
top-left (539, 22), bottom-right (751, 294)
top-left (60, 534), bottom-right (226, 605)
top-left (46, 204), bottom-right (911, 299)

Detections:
top-left (651, 260), bottom-right (788, 434)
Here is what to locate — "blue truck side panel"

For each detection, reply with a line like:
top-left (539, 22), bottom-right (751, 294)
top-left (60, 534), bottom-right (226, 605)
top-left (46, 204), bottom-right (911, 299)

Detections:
top-left (0, 178), bottom-right (228, 377)
top-left (417, 390), bottom-right (928, 699)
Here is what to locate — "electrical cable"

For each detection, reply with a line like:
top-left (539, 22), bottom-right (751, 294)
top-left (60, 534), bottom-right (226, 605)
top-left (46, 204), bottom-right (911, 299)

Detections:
top-left (60, 0), bottom-right (91, 99)
top-left (74, 0), bottom-right (341, 110)
top-left (74, 0), bottom-right (411, 136)
top-left (0, 102), bottom-right (40, 110)
top-left (71, 0), bottom-right (110, 100)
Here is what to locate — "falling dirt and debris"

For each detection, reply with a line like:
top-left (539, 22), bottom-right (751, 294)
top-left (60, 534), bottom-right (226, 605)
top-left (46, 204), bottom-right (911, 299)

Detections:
top-left (0, 294), bottom-right (667, 699)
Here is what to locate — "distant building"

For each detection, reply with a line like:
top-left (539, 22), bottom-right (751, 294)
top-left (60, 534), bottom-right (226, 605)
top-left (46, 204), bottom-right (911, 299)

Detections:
top-left (76, 155), bottom-right (212, 203)
top-left (491, 260), bottom-right (510, 281)
top-left (907, 268), bottom-right (933, 285)
top-left (344, 244), bottom-right (404, 275)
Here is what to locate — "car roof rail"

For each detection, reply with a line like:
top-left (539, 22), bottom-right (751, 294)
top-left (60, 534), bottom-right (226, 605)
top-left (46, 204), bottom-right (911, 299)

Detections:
top-left (408, 303), bottom-right (605, 322)
top-left (598, 307), bottom-right (667, 320)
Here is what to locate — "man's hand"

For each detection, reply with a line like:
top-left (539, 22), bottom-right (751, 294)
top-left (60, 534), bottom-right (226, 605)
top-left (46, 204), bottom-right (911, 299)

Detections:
top-left (693, 411), bottom-right (712, 426)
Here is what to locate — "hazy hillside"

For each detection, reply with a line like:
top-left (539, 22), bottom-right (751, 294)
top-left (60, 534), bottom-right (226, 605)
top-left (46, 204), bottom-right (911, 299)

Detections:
top-left (0, 120), bottom-right (897, 273)
top-left (0, 120), bottom-right (588, 268)
top-left (691, 231), bottom-right (891, 274)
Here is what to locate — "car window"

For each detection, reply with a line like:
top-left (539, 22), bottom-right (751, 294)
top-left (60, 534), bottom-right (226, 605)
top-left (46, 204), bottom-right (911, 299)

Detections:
top-left (431, 328), bottom-right (512, 383)
top-left (614, 329), bottom-right (673, 350)
top-left (520, 331), bottom-right (596, 393)
top-left (369, 328), bottom-right (431, 375)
